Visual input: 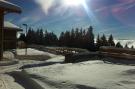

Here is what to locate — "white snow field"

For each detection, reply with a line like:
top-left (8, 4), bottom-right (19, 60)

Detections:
top-left (25, 59), bottom-right (135, 89)
top-left (1, 46), bottom-right (135, 89)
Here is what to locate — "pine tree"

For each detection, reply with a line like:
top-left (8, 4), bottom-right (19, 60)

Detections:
top-left (78, 28), bottom-right (83, 48)
top-left (108, 34), bottom-right (115, 46)
top-left (116, 42), bottom-right (123, 48)
top-left (96, 34), bottom-right (102, 48)
top-left (26, 27), bottom-right (33, 44)
top-left (70, 28), bottom-right (75, 47)
top-left (59, 32), bottom-right (65, 46)
top-left (64, 31), bottom-right (70, 46)
top-left (101, 34), bottom-right (108, 46)
top-left (32, 29), bottom-right (37, 44)
top-left (43, 30), bottom-right (48, 46)
top-left (85, 26), bottom-right (95, 50)
top-left (131, 45), bottom-right (134, 49)
top-left (96, 34), bottom-right (100, 46)
top-left (50, 32), bottom-right (58, 46)
top-left (82, 29), bottom-right (87, 48)
top-left (35, 29), bottom-right (40, 44)
top-left (19, 33), bottom-right (26, 42)
top-left (39, 29), bottom-right (44, 45)
top-left (87, 26), bottom-right (94, 45)
top-left (124, 44), bottom-right (129, 49)
top-left (74, 28), bottom-right (80, 47)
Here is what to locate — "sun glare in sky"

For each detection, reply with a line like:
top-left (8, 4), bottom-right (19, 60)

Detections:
top-left (64, 0), bottom-right (84, 7)
top-left (5, 0), bottom-right (135, 39)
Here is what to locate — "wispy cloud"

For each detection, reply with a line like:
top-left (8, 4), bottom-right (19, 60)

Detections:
top-left (17, 0), bottom-right (68, 25)
top-left (18, 8), bottom-right (46, 25)
top-left (19, 15), bottom-right (41, 24)
top-left (125, 3), bottom-right (135, 10)
top-left (19, 17), bottom-right (29, 23)
top-left (35, 0), bottom-right (55, 15)
top-left (99, 26), bottom-right (126, 33)
top-left (95, 1), bottom-right (135, 12)
top-left (34, 0), bottom-right (83, 16)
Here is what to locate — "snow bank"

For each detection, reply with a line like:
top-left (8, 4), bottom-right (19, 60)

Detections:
top-left (0, 74), bottom-right (24, 89)
top-left (16, 48), bottom-right (56, 57)
top-left (3, 51), bottom-right (15, 60)
top-left (45, 55), bottom-right (65, 63)
top-left (26, 60), bottom-right (135, 89)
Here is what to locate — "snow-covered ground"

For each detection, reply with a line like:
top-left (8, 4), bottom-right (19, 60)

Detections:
top-left (24, 59), bottom-right (135, 89)
top-left (0, 74), bottom-right (24, 89)
top-left (1, 47), bottom-right (135, 89)
top-left (16, 48), bottom-right (56, 57)
top-left (0, 48), bottom-right (62, 89)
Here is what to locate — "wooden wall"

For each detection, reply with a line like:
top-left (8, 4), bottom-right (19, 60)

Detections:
top-left (3, 29), bottom-right (17, 50)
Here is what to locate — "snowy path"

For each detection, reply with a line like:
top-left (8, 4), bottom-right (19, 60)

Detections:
top-left (20, 55), bottom-right (64, 69)
top-left (0, 74), bottom-right (24, 89)
top-left (0, 48), bottom-right (64, 89)
top-left (0, 76), bottom-right (8, 89)
top-left (9, 71), bottom-right (44, 89)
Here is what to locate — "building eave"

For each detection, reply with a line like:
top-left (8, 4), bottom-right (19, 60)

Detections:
top-left (4, 27), bottom-right (23, 31)
top-left (0, 0), bottom-right (22, 13)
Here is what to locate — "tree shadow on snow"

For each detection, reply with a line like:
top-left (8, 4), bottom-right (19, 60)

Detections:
top-left (102, 58), bottom-right (135, 66)
top-left (19, 61), bottom-right (63, 69)
top-left (76, 84), bottom-right (97, 89)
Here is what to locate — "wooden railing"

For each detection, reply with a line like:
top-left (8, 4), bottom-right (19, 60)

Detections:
top-left (99, 46), bottom-right (135, 60)
top-left (46, 47), bottom-right (89, 55)
top-left (29, 45), bottom-right (89, 56)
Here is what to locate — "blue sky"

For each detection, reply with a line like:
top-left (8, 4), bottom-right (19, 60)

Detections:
top-left (5, 0), bottom-right (135, 39)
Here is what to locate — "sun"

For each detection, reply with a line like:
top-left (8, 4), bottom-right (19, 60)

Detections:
top-left (64, 0), bottom-right (84, 7)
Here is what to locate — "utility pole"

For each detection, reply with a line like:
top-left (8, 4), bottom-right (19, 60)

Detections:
top-left (0, 9), bottom-right (4, 60)
top-left (23, 24), bottom-right (28, 55)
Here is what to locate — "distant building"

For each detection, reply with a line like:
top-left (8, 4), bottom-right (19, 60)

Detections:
top-left (3, 21), bottom-right (22, 50)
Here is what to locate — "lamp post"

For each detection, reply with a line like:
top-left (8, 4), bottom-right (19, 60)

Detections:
top-left (23, 24), bottom-right (28, 55)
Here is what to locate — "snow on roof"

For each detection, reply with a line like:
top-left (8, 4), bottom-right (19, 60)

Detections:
top-left (0, 0), bottom-right (21, 13)
top-left (4, 21), bottom-right (22, 31)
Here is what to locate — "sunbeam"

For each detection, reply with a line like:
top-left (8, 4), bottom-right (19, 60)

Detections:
top-left (82, 1), bottom-right (101, 27)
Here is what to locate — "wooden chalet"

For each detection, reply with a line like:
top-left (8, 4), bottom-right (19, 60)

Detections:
top-left (0, 0), bottom-right (22, 60)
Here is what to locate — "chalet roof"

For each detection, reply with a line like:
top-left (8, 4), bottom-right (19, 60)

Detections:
top-left (0, 0), bottom-right (21, 13)
top-left (4, 21), bottom-right (22, 31)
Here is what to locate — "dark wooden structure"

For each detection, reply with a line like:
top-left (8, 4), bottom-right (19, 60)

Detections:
top-left (100, 46), bottom-right (135, 60)
top-left (3, 21), bottom-right (22, 50)
top-left (0, 0), bottom-right (21, 60)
